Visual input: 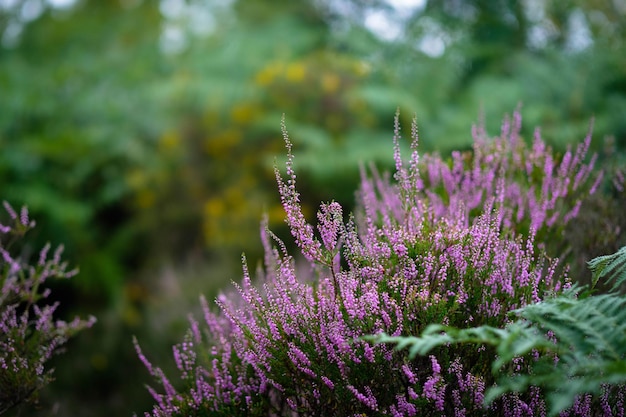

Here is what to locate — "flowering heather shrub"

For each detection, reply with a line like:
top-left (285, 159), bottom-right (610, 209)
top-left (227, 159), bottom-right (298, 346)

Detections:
top-left (136, 112), bottom-right (612, 416)
top-left (0, 201), bottom-right (95, 415)
top-left (370, 245), bottom-right (626, 416)
top-left (364, 109), bottom-right (599, 247)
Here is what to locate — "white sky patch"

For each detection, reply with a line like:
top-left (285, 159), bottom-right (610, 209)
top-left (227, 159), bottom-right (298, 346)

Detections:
top-left (387, 0), bottom-right (425, 17)
top-left (0, 0), bottom-right (19, 9)
top-left (364, 8), bottom-right (402, 41)
top-left (47, 0), bottom-right (76, 9)
top-left (418, 32), bottom-right (445, 57)
top-left (524, 0), bottom-right (551, 49)
top-left (160, 23), bottom-right (187, 55)
top-left (157, 0), bottom-right (234, 53)
top-left (566, 8), bottom-right (593, 52)
top-left (523, 0), bottom-right (546, 22)
top-left (160, 0), bottom-right (186, 20)
top-left (363, 0), bottom-right (426, 41)
top-left (20, 0), bottom-right (44, 22)
top-left (1, 20), bottom-right (22, 47)
top-left (187, 4), bottom-right (216, 37)
top-left (0, 0), bottom-right (76, 11)
top-left (363, 0), bottom-right (447, 56)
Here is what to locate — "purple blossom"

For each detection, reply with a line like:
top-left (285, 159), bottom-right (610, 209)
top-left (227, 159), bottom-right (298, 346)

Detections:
top-left (347, 384), bottom-right (378, 411)
top-left (19, 206), bottom-right (29, 227)
top-left (2, 201), bottom-right (17, 220)
top-left (274, 117), bottom-right (323, 264)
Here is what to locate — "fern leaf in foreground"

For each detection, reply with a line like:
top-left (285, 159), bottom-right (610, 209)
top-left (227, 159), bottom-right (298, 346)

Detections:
top-left (505, 289), bottom-right (626, 414)
top-left (367, 247), bottom-right (626, 416)
top-left (587, 245), bottom-right (626, 292)
top-left (364, 321), bottom-right (551, 372)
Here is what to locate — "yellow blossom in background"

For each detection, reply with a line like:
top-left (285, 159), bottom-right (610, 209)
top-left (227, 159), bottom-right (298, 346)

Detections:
top-left (203, 129), bottom-right (242, 156)
top-left (135, 188), bottom-right (156, 209)
top-left (321, 73), bottom-right (341, 94)
top-left (141, 51), bottom-right (381, 257)
top-left (231, 103), bottom-right (260, 125)
top-left (158, 131), bottom-right (181, 152)
top-left (204, 197), bottom-right (225, 219)
top-left (353, 60), bottom-right (371, 77)
top-left (266, 203), bottom-right (286, 226)
top-left (203, 189), bottom-right (262, 248)
top-left (203, 198), bottom-right (226, 245)
top-left (127, 169), bottom-right (147, 189)
top-left (285, 61), bottom-right (306, 82)
top-left (203, 108), bottom-right (221, 125)
top-left (127, 169), bottom-right (156, 209)
top-left (254, 62), bottom-right (282, 86)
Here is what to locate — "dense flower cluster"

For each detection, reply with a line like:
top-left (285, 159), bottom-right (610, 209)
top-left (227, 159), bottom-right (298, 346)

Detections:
top-left (136, 111), bottom-right (621, 416)
top-left (367, 110), bottom-right (599, 243)
top-left (0, 201), bottom-right (95, 415)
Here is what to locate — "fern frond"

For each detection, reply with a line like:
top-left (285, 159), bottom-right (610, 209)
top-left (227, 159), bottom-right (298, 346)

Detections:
top-left (364, 321), bottom-right (551, 371)
top-left (516, 291), bottom-right (626, 359)
top-left (587, 245), bottom-right (626, 291)
top-left (507, 290), bottom-right (626, 414)
top-left (366, 248), bottom-right (626, 416)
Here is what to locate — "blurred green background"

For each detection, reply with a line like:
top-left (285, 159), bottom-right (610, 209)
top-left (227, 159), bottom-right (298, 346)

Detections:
top-left (1, 0), bottom-right (625, 415)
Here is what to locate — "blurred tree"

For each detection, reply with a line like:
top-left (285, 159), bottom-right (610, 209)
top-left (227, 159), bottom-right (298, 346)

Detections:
top-left (1, 2), bottom-right (167, 416)
top-left (0, 0), bottom-right (164, 300)
top-left (379, 0), bottom-right (626, 149)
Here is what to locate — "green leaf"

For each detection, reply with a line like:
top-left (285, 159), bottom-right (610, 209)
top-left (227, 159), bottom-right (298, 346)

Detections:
top-left (366, 247), bottom-right (626, 416)
top-left (587, 246), bottom-right (626, 292)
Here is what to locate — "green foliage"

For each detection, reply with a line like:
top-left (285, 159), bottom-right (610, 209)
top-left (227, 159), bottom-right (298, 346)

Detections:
top-left (0, 1), bottom-right (163, 302)
top-left (365, 321), bottom-right (547, 372)
top-left (587, 245), bottom-right (626, 292)
top-left (367, 247), bottom-right (626, 415)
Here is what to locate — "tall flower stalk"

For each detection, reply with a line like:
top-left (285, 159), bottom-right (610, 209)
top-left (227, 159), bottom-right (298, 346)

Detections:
top-left (136, 110), bottom-right (614, 416)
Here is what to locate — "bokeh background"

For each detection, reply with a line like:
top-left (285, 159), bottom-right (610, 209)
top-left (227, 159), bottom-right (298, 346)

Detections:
top-left (1, 0), bottom-right (625, 415)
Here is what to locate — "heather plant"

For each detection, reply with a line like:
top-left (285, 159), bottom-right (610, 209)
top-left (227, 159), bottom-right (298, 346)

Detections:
top-left (0, 201), bottom-right (95, 415)
top-left (363, 109), bottom-right (600, 260)
top-left (136, 111), bottom-right (610, 416)
top-left (368, 245), bottom-right (626, 416)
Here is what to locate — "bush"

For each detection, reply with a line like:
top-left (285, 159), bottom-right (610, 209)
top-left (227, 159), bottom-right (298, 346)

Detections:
top-left (135, 110), bottom-right (620, 416)
top-left (0, 201), bottom-right (95, 415)
top-left (369, 245), bottom-right (626, 416)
